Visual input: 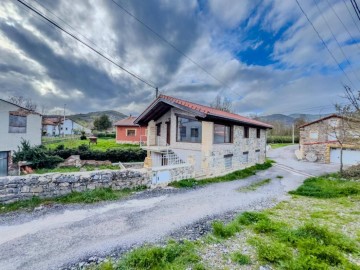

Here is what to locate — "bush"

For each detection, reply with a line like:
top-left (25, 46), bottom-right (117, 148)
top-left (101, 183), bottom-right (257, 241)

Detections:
top-left (13, 140), bottom-right (63, 169)
top-left (95, 132), bottom-right (116, 138)
top-left (47, 148), bottom-right (146, 163)
top-left (78, 144), bottom-right (89, 151)
top-left (80, 131), bottom-right (87, 140)
top-left (267, 135), bottom-right (299, 144)
top-left (55, 144), bottom-right (65, 150)
top-left (342, 164), bottom-right (360, 179)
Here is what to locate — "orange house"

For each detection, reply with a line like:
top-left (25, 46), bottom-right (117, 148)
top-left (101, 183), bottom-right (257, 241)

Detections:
top-left (114, 116), bottom-right (147, 144)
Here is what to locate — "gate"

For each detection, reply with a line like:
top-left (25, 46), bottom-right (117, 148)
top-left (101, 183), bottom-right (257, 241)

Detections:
top-left (0, 152), bottom-right (8, 177)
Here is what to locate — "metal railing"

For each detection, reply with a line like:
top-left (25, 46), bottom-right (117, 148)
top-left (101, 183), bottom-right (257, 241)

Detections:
top-left (152, 151), bottom-right (186, 167)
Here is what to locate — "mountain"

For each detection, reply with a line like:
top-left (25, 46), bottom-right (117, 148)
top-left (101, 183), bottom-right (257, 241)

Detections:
top-left (68, 110), bottom-right (127, 129)
top-left (257, 113), bottom-right (333, 126)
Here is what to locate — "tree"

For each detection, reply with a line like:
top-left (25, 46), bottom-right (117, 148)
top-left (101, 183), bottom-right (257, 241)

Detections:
top-left (8, 96), bottom-right (37, 112)
top-left (294, 117), bottom-right (307, 137)
top-left (210, 95), bottom-right (232, 112)
top-left (330, 85), bottom-right (360, 174)
top-left (93, 114), bottom-right (112, 131)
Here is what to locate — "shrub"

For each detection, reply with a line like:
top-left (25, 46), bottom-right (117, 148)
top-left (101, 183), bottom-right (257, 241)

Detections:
top-left (78, 144), bottom-right (90, 151)
top-left (96, 132), bottom-right (116, 138)
top-left (80, 135), bottom-right (87, 140)
top-left (55, 144), bottom-right (65, 150)
top-left (267, 135), bottom-right (299, 144)
top-left (13, 140), bottom-right (63, 169)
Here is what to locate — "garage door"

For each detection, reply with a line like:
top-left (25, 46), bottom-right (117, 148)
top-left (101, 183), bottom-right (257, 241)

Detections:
top-left (0, 152), bottom-right (8, 177)
top-left (330, 148), bottom-right (360, 165)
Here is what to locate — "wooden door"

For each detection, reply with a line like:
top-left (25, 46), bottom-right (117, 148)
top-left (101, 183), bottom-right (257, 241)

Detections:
top-left (166, 121), bottom-right (171, 145)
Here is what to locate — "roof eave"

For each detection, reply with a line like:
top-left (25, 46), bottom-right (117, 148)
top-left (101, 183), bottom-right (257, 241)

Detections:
top-left (206, 113), bottom-right (273, 129)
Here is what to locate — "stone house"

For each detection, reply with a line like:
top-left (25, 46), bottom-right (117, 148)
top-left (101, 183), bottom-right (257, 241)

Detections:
top-left (299, 114), bottom-right (360, 165)
top-left (0, 99), bottom-right (42, 176)
top-left (135, 95), bottom-right (272, 184)
top-left (114, 116), bottom-right (147, 144)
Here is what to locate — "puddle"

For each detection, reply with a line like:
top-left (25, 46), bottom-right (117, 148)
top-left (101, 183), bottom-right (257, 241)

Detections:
top-left (0, 195), bottom-right (167, 245)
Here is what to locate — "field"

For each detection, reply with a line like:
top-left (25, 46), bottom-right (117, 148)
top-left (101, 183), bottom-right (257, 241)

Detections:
top-left (44, 137), bottom-right (139, 151)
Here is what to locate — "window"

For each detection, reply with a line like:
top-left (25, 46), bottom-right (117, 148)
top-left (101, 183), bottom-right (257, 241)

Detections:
top-left (255, 149), bottom-right (260, 162)
top-left (256, 128), bottom-right (261, 138)
top-left (224, 154), bottom-right (233, 169)
top-left (243, 151), bottom-right (249, 163)
top-left (156, 123), bottom-right (161, 136)
top-left (127, 129), bottom-right (136, 136)
top-left (9, 114), bottom-right (27, 133)
top-left (177, 116), bottom-right (202, 143)
top-left (214, 124), bottom-right (232, 143)
top-left (310, 132), bottom-right (318, 139)
top-left (244, 127), bottom-right (249, 138)
top-left (191, 128), bottom-right (199, 138)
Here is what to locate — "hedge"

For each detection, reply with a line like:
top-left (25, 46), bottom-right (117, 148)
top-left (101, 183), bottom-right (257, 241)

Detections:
top-left (93, 132), bottom-right (116, 138)
top-left (47, 148), bottom-right (146, 163)
top-left (267, 136), bottom-right (299, 144)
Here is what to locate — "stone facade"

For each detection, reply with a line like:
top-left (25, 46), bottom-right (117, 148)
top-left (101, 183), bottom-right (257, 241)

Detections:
top-left (0, 169), bottom-right (149, 204)
top-left (146, 107), bottom-right (267, 178)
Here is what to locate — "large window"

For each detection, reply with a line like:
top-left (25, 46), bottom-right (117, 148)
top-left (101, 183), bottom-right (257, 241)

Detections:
top-left (176, 116), bottom-right (202, 143)
top-left (9, 113), bottom-right (27, 133)
top-left (214, 124), bottom-right (232, 143)
top-left (256, 128), bottom-right (261, 138)
top-left (244, 127), bottom-right (249, 138)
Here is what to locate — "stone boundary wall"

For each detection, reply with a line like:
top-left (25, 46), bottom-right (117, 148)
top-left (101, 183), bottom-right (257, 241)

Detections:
top-left (0, 169), bottom-right (150, 204)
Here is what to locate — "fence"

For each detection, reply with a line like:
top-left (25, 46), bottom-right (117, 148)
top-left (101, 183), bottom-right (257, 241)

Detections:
top-left (42, 135), bottom-right (81, 145)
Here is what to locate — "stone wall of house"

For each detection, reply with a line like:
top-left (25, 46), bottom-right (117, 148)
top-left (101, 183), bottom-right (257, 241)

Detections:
top-left (0, 169), bottom-right (149, 204)
top-left (302, 143), bottom-right (329, 163)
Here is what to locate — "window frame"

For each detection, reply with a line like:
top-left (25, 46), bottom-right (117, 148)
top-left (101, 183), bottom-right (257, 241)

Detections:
top-left (156, 123), bottom-right (161, 136)
top-left (176, 115), bottom-right (202, 143)
top-left (213, 123), bottom-right (233, 144)
top-left (244, 126), bottom-right (249, 138)
top-left (8, 113), bottom-right (27, 134)
top-left (126, 129), bottom-right (136, 137)
top-left (256, 128), bottom-right (261, 138)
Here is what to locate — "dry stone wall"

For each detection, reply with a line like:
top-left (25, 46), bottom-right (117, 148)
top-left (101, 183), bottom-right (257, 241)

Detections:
top-left (0, 169), bottom-right (149, 204)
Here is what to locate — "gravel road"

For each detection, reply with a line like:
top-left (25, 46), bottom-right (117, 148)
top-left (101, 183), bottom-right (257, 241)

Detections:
top-left (0, 145), bottom-right (339, 270)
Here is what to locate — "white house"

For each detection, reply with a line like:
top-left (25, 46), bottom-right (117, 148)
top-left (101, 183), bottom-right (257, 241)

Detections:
top-left (42, 116), bottom-right (91, 136)
top-left (0, 99), bottom-right (42, 176)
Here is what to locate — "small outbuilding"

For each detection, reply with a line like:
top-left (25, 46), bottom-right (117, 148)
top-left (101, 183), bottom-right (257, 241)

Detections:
top-left (114, 116), bottom-right (147, 144)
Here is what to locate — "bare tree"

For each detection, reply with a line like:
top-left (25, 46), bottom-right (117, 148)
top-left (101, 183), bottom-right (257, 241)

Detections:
top-left (8, 96), bottom-right (37, 112)
top-left (210, 95), bottom-right (233, 112)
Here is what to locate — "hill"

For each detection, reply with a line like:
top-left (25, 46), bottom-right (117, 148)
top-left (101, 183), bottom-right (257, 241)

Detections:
top-left (257, 113), bottom-right (333, 126)
top-left (68, 110), bottom-right (127, 129)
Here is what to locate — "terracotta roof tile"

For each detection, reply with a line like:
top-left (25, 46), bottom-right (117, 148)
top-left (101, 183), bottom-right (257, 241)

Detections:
top-left (114, 116), bottom-right (138, 126)
top-left (159, 94), bottom-right (272, 128)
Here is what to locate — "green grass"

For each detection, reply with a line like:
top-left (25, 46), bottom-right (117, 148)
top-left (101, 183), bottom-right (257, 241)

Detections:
top-left (93, 240), bottom-right (205, 270)
top-left (0, 187), bottom-right (146, 214)
top-left (212, 220), bottom-right (242, 239)
top-left (289, 175), bottom-right (360, 198)
top-left (230, 252), bottom-right (251, 265)
top-left (45, 138), bottom-right (139, 151)
top-left (169, 160), bottom-right (273, 188)
top-left (32, 164), bottom-right (121, 174)
top-left (238, 178), bottom-right (271, 192)
top-left (270, 143), bottom-right (293, 149)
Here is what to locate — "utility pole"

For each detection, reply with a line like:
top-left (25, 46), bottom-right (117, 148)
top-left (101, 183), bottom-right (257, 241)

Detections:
top-left (292, 124), bottom-right (295, 144)
top-left (63, 104), bottom-right (66, 137)
top-left (155, 87), bottom-right (159, 98)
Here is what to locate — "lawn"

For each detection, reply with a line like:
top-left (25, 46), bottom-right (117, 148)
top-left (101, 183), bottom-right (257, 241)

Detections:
top-left (45, 137), bottom-right (139, 151)
top-left (270, 143), bottom-right (294, 149)
top-left (32, 164), bottom-right (121, 174)
top-left (90, 174), bottom-right (360, 270)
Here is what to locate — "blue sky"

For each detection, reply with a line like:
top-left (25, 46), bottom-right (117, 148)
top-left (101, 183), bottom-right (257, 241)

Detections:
top-left (0, 0), bottom-right (359, 117)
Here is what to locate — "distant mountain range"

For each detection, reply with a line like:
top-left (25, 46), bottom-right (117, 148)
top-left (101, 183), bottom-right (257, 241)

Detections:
top-left (257, 113), bottom-right (333, 126)
top-left (68, 110), bottom-right (127, 129)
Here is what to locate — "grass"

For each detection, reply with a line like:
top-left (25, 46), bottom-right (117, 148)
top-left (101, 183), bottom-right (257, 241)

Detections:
top-left (46, 138), bottom-right (139, 151)
top-left (32, 164), bottom-right (121, 174)
top-left (238, 178), bottom-right (271, 192)
top-left (270, 143), bottom-right (294, 149)
top-left (169, 160), bottom-right (273, 188)
top-left (289, 174), bottom-right (360, 198)
top-left (0, 187), bottom-right (146, 214)
top-left (90, 174), bottom-right (360, 270)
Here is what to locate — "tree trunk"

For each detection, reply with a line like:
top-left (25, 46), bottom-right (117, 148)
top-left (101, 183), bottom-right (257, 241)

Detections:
top-left (340, 146), bottom-right (344, 175)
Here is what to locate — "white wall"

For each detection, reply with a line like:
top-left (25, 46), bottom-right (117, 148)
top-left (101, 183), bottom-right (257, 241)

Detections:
top-left (43, 119), bottom-right (91, 136)
top-left (0, 100), bottom-right (42, 152)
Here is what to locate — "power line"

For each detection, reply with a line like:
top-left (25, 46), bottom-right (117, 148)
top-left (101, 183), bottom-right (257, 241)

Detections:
top-left (16, 0), bottom-right (157, 89)
top-left (295, 0), bottom-right (355, 87)
top-left (341, 0), bottom-right (360, 36)
top-left (351, 0), bottom-right (360, 21)
top-left (110, 0), bottom-right (234, 92)
top-left (314, 0), bottom-right (360, 83)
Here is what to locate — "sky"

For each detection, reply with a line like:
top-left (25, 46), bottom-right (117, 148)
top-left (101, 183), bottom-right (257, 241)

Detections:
top-left (0, 0), bottom-right (360, 117)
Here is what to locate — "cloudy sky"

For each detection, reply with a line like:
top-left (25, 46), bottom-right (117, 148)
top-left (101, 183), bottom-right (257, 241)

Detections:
top-left (0, 0), bottom-right (359, 117)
